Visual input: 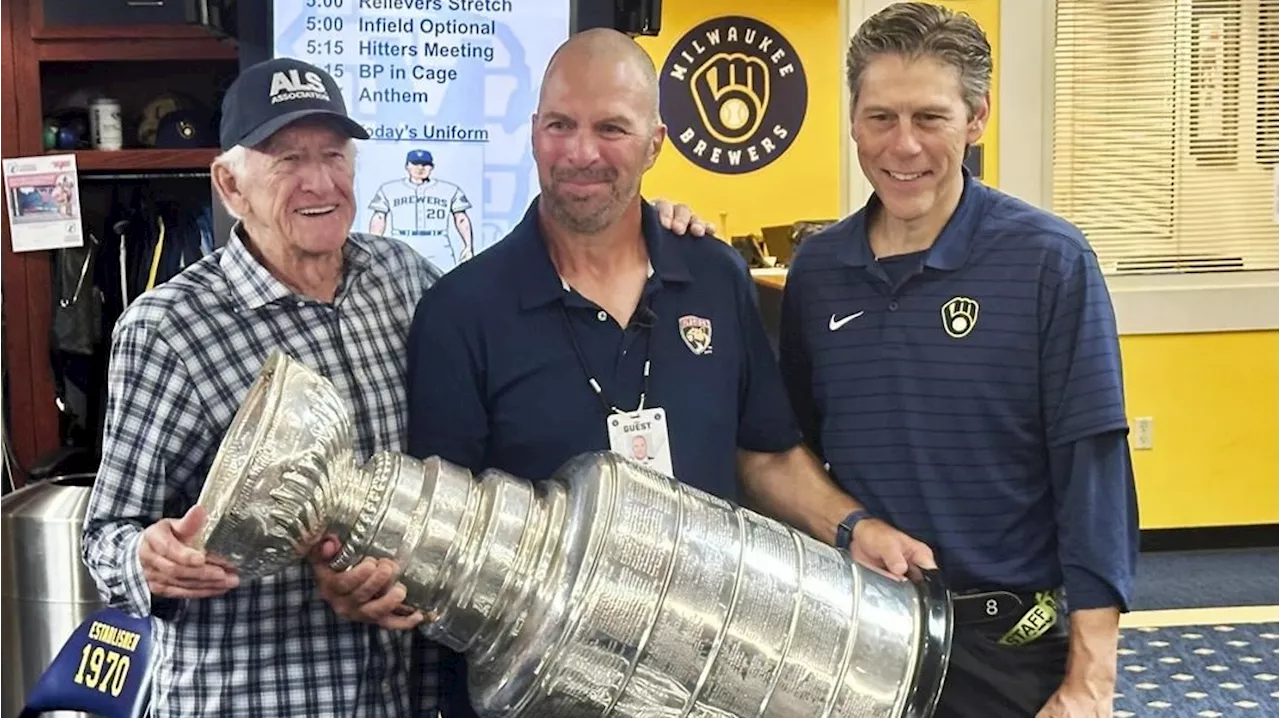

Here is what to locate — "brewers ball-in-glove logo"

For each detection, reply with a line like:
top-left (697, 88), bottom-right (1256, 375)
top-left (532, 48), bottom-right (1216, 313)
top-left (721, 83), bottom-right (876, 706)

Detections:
top-left (659, 16), bottom-right (808, 175)
top-left (942, 297), bottom-right (979, 339)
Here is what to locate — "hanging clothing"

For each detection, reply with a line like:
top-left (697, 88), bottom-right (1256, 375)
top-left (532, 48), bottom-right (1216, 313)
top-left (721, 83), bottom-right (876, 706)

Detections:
top-left (49, 180), bottom-right (214, 457)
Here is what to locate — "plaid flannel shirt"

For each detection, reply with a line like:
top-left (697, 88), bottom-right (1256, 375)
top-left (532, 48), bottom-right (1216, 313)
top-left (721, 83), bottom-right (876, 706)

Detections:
top-left (81, 227), bottom-right (443, 718)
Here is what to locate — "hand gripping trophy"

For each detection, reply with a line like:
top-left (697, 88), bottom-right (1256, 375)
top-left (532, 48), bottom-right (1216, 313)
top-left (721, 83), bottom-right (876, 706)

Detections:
top-left (191, 350), bottom-right (953, 718)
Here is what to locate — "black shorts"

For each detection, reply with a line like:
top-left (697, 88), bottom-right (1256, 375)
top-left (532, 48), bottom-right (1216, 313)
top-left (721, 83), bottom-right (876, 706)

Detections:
top-left (934, 594), bottom-right (1070, 718)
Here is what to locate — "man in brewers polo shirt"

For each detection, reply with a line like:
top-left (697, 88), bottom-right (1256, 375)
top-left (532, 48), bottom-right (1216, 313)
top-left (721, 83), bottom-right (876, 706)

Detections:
top-left (406, 28), bottom-right (935, 718)
top-left (779, 4), bottom-right (1140, 717)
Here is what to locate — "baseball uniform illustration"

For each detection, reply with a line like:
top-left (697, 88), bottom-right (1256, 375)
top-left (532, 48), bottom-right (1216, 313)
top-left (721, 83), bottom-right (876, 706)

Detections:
top-left (368, 149), bottom-right (475, 270)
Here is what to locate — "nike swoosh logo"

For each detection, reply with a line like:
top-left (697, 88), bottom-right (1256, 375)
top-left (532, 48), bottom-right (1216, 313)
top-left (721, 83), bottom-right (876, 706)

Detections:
top-left (829, 311), bottom-right (865, 331)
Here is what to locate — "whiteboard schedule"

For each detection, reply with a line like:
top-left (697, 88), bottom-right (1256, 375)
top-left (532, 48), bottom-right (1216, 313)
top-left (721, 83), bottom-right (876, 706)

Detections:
top-left (273, 0), bottom-right (570, 273)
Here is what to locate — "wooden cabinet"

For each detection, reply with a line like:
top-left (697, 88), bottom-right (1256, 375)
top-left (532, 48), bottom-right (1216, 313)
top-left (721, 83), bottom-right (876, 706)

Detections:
top-left (31, 0), bottom-right (234, 39)
top-left (1, 0), bottom-right (238, 485)
top-left (40, 0), bottom-right (196, 29)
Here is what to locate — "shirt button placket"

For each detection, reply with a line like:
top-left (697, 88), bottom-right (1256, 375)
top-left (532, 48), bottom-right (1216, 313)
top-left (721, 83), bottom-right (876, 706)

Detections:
top-left (884, 297), bottom-right (907, 358)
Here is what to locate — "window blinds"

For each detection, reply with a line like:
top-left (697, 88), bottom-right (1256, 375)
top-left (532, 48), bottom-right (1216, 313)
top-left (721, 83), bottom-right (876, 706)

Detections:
top-left (1051, 0), bottom-right (1279, 274)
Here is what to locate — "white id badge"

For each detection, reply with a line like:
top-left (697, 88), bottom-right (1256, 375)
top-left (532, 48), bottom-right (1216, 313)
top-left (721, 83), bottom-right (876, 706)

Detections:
top-left (607, 407), bottom-right (674, 478)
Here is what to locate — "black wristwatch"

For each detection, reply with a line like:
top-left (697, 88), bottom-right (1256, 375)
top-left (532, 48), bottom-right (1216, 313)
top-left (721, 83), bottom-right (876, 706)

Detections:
top-left (835, 509), bottom-right (873, 550)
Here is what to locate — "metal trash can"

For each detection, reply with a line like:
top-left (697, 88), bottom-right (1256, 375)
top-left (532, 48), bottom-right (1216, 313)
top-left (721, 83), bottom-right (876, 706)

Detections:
top-left (2, 474), bottom-right (102, 718)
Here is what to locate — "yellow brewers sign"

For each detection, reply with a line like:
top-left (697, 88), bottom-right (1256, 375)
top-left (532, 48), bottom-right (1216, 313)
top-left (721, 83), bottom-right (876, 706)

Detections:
top-left (658, 16), bottom-right (808, 175)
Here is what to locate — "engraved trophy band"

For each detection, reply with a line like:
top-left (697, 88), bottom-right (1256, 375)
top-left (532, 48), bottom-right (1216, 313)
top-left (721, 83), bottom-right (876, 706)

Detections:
top-left (191, 350), bottom-right (952, 718)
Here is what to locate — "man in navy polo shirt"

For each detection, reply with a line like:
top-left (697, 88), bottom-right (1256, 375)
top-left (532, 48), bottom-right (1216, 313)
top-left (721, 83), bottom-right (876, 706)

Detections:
top-left (779, 4), bottom-right (1140, 717)
top-left (406, 28), bottom-right (935, 718)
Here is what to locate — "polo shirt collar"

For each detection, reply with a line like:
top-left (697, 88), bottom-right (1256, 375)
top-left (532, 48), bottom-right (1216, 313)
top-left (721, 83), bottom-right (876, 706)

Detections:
top-left (219, 222), bottom-right (374, 310)
top-left (837, 167), bottom-right (986, 271)
top-left (515, 196), bottom-right (693, 311)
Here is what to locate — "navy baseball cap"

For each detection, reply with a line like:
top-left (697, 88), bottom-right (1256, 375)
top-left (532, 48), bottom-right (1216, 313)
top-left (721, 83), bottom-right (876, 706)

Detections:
top-left (219, 57), bottom-right (370, 151)
top-left (406, 149), bottom-right (434, 165)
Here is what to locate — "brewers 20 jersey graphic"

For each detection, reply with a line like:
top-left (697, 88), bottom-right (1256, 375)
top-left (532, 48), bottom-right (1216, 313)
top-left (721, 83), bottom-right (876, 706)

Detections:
top-left (368, 149), bottom-right (476, 271)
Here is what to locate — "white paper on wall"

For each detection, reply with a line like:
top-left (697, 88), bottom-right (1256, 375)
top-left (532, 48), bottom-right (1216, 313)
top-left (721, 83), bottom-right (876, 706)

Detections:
top-left (3, 153), bottom-right (85, 253)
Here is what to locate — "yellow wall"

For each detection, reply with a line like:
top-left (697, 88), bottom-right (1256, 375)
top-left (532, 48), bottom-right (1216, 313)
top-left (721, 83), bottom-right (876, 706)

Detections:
top-left (636, 0), bottom-right (845, 239)
top-left (934, 0), bottom-right (1000, 186)
top-left (635, 0), bottom-right (1000, 230)
top-left (642, 0), bottom-right (1277, 531)
top-left (1121, 331), bottom-right (1280, 529)
top-left (861, 1), bottom-right (1276, 531)
top-left (1018, 0), bottom-right (1276, 530)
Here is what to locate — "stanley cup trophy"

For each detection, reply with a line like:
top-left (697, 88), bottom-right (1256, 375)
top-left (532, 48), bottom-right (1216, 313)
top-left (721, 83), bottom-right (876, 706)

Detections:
top-left (191, 350), bottom-right (952, 718)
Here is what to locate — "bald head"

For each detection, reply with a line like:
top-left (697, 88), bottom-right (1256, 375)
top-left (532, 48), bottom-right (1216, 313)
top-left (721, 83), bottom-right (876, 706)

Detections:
top-left (539, 28), bottom-right (661, 129)
top-left (530, 28), bottom-right (668, 236)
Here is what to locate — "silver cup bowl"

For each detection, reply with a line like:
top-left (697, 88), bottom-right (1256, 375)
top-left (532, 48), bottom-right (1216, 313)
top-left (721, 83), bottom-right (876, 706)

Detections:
top-left (191, 350), bottom-right (952, 718)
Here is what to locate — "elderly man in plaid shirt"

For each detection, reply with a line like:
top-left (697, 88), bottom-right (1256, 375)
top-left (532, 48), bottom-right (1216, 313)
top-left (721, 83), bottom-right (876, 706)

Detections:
top-left (79, 57), bottom-right (712, 718)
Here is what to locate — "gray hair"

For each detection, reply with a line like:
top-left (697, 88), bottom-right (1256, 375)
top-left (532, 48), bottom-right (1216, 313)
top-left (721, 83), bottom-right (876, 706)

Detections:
top-left (212, 144), bottom-right (249, 177)
top-left (846, 2), bottom-right (992, 118)
top-left (211, 139), bottom-right (358, 220)
top-left (211, 145), bottom-right (249, 220)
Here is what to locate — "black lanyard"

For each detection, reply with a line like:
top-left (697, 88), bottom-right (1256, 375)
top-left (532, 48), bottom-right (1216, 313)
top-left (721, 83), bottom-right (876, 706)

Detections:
top-left (559, 304), bottom-right (653, 415)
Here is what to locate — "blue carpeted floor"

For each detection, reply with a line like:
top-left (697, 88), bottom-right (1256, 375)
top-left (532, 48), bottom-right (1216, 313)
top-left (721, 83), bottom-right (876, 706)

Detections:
top-left (1114, 622), bottom-right (1279, 717)
top-left (1116, 547), bottom-right (1278, 715)
top-left (1132, 548), bottom-right (1278, 611)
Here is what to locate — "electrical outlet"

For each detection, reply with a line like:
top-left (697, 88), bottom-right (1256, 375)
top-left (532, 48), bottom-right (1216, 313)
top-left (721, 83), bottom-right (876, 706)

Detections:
top-left (1132, 417), bottom-right (1154, 450)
